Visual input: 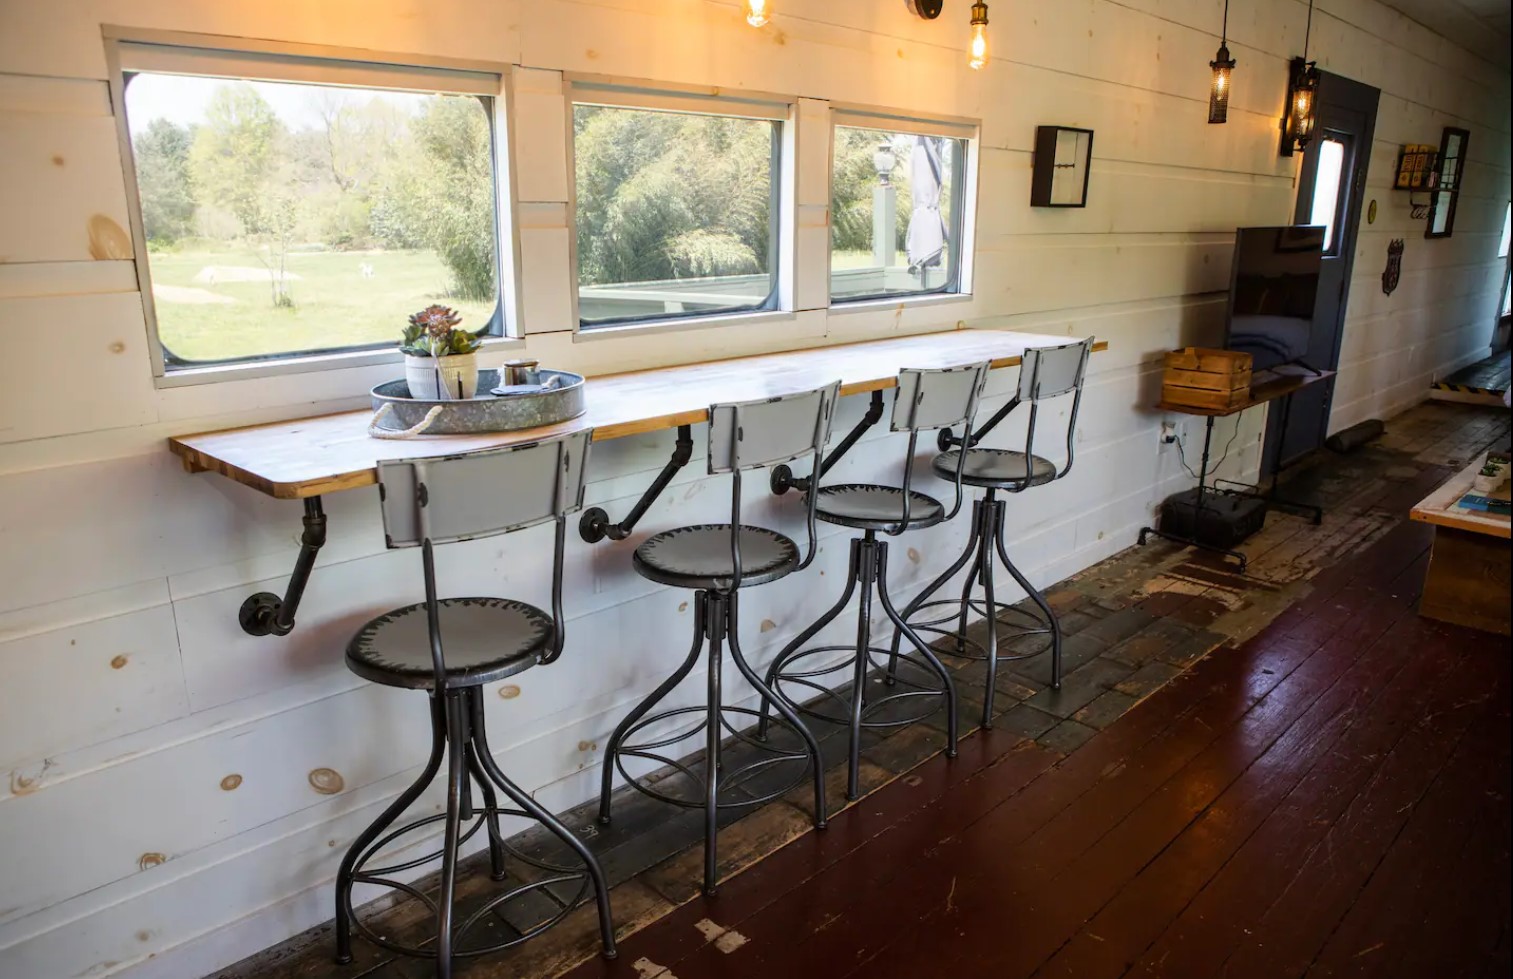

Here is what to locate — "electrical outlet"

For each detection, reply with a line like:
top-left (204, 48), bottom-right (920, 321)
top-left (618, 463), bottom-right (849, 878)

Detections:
top-left (1160, 422), bottom-right (1178, 445)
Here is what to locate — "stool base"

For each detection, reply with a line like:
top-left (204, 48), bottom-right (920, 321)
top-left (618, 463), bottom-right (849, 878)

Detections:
top-left (895, 490), bottom-right (1063, 729)
top-left (598, 589), bottom-right (827, 896)
top-left (761, 533), bottom-right (959, 801)
top-left (334, 686), bottom-right (615, 976)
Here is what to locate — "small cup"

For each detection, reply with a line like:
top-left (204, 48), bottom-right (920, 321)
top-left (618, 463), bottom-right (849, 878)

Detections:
top-left (502, 358), bottom-right (541, 387)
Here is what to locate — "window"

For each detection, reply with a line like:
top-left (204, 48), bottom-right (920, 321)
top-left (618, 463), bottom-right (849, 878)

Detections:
top-left (1307, 137), bottom-right (1346, 253)
top-left (112, 37), bottom-right (505, 374)
top-left (1498, 201), bottom-right (1511, 259)
top-left (570, 83), bottom-right (787, 329)
top-left (830, 112), bottom-right (972, 304)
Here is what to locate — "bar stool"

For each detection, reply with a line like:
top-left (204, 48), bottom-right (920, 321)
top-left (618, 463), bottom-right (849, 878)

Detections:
top-left (759, 362), bottom-right (991, 800)
top-left (895, 338), bottom-right (1093, 728)
top-left (333, 431), bottom-right (615, 977)
top-left (597, 382), bottom-right (840, 896)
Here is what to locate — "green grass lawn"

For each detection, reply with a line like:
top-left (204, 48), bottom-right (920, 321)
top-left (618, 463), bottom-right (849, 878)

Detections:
top-left (147, 246), bottom-right (498, 363)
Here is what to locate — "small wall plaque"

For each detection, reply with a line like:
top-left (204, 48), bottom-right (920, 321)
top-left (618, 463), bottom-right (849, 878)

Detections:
top-left (1031, 125), bottom-right (1094, 208)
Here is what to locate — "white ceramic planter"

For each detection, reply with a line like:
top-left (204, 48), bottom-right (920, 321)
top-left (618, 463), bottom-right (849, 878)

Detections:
top-left (404, 352), bottom-right (479, 400)
top-left (1472, 472), bottom-right (1502, 494)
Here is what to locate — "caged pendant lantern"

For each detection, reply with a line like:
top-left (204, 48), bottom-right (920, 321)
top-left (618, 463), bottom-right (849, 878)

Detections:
top-left (968, 1), bottom-right (990, 70)
top-left (1208, 0), bottom-right (1237, 124)
top-left (1281, 0), bottom-right (1321, 155)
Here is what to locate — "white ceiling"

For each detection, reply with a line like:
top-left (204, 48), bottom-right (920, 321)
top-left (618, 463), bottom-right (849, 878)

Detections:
top-left (1376, 0), bottom-right (1512, 68)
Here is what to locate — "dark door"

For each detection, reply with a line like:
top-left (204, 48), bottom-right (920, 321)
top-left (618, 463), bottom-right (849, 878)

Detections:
top-left (1264, 70), bottom-right (1380, 471)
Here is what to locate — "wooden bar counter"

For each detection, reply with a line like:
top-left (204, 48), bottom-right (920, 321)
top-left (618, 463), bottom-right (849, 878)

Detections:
top-left (170, 329), bottom-right (1106, 500)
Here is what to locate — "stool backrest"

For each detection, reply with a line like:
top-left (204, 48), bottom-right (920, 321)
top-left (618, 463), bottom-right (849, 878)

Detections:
top-left (708, 381), bottom-right (841, 588)
top-left (375, 429), bottom-right (593, 683)
top-left (885, 362), bottom-right (991, 533)
top-left (1018, 337), bottom-right (1093, 483)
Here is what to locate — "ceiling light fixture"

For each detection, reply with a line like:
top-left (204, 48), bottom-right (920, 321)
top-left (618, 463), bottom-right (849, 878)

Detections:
top-left (745, 0), bottom-right (769, 28)
top-left (1208, 0), bottom-right (1236, 124)
top-left (968, 2), bottom-right (990, 70)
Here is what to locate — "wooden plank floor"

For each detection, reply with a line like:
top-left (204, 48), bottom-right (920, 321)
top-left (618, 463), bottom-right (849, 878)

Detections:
top-left (216, 402), bottom-right (1511, 979)
top-left (563, 486), bottom-right (1510, 979)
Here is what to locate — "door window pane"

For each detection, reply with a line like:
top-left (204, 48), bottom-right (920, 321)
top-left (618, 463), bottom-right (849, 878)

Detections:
top-left (123, 73), bottom-right (501, 368)
top-left (830, 127), bottom-right (966, 303)
top-left (1308, 137), bottom-right (1346, 253)
top-left (573, 105), bottom-right (780, 328)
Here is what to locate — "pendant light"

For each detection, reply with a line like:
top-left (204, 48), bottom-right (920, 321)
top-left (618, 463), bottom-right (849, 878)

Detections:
top-left (1208, 0), bottom-right (1236, 124)
top-left (1281, 0), bottom-right (1321, 155)
top-left (968, 2), bottom-right (990, 70)
top-left (745, 0), bottom-right (769, 27)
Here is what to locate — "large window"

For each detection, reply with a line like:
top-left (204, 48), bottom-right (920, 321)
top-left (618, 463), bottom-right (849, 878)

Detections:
top-left (830, 114), bottom-right (971, 304)
top-left (571, 84), bottom-right (785, 329)
top-left (113, 38), bottom-right (505, 373)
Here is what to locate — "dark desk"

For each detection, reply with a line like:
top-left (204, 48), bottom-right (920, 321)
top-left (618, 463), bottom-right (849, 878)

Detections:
top-left (1139, 368), bottom-right (1337, 571)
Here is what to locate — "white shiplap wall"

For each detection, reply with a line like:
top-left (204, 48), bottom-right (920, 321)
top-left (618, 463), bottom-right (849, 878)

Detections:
top-left (0, 1), bottom-right (1508, 977)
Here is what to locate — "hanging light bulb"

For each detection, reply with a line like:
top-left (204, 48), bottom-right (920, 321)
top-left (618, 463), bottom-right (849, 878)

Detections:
top-left (968, 1), bottom-right (990, 70)
top-left (745, 0), bottom-right (769, 28)
top-left (1207, 0), bottom-right (1236, 124)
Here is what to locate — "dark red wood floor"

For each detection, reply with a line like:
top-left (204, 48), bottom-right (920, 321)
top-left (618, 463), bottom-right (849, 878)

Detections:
top-left (563, 505), bottom-right (1512, 979)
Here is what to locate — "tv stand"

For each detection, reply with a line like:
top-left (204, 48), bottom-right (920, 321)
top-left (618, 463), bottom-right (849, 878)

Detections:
top-left (1139, 368), bottom-right (1337, 571)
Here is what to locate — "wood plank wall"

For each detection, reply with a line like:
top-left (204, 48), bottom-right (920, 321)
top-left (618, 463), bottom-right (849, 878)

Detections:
top-left (0, 2), bottom-right (1507, 977)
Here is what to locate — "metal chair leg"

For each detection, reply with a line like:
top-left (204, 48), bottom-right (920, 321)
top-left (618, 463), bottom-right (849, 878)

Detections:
top-left (994, 503), bottom-right (1063, 690)
top-left (758, 538), bottom-right (860, 739)
top-left (726, 592), bottom-right (828, 830)
top-left (599, 595), bottom-right (706, 825)
top-left (433, 693), bottom-right (468, 979)
top-left (877, 540), bottom-right (958, 759)
top-left (980, 496), bottom-right (1001, 729)
top-left (468, 688), bottom-right (618, 959)
top-left (703, 593), bottom-right (725, 896)
top-left (464, 742), bottom-right (507, 881)
top-left (846, 537), bottom-right (877, 800)
top-left (334, 692), bottom-right (446, 965)
top-left (888, 498), bottom-right (982, 674)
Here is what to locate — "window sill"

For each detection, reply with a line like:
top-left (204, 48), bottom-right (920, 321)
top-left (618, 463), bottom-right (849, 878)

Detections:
top-left (572, 309), bottom-right (796, 343)
top-left (153, 335), bottom-right (526, 389)
top-left (825, 292), bottom-right (973, 316)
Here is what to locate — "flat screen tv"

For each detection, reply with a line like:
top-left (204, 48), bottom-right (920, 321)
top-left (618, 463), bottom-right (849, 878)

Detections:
top-left (1223, 225), bottom-right (1324, 373)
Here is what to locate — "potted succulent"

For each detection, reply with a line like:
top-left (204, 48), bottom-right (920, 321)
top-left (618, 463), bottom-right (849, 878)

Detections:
top-left (1472, 460), bottom-right (1506, 495)
top-left (401, 305), bottom-right (484, 400)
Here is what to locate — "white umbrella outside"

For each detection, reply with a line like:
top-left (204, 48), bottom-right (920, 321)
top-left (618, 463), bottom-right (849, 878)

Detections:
top-left (905, 136), bottom-right (947, 275)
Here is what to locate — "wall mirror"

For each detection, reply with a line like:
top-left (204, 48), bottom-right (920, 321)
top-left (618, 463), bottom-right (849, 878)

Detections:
top-left (1426, 126), bottom-right (1469, 239)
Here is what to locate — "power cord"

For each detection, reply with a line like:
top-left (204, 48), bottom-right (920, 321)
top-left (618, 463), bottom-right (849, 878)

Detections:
top-left (1173, 415), bottom-right (1243, 483)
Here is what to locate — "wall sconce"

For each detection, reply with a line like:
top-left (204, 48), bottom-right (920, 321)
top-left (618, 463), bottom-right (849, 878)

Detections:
top-left (745, 0), bottom-right (769, 27)
top-left (1281, 56), bottom-right (1320, 155)
top-left (1279, 0), bottom-right (1318, 156)
top-left (968, 1), bottom-right (990, 70)
top-left (1207, 0), bottom-right (1235, 124)
top-left (908, 0), bottom-right (945, 17)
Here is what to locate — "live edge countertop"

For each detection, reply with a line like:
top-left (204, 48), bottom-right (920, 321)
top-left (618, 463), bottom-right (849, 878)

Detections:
top-left (169, 329), bottom-right (1108, 500)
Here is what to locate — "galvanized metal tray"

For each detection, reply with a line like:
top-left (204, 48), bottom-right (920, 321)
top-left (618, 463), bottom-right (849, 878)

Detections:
top-left (369, 369), bottom-right (586, 438)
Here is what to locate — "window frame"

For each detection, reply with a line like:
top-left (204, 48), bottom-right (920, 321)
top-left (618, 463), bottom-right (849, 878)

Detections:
top-left (826, 105), bottom-right (980, 310)
top-left (103, 26), bottom-right (521, 386)
top-left (563, 74), bottom-right (797, 335)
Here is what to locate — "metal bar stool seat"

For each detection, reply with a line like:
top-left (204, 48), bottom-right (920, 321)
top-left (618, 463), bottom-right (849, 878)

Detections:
top-left (932, 448), bottom-right (1059, 489)
top-left (898, 339), bottom-right (1094, 729)
top-left (813, 484), bottom-right (946, 530)
top-left (759, 364), bottom-right (991, 801)
top-left (333, 431), bottom-right (615, 978)
top-left (632, 524), bottom-right (799, 590)
top-left (347, 598), bottom-right (551, 688)
top-left (599, 382), bottom-right (841, 896)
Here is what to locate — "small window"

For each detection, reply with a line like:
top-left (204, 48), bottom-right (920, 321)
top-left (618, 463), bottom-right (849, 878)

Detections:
top-left (1498, 201), bottom-right (1511, 259)
top-left (1307, 137), bottom-right (1347, 254)
top-left (830, 115), bottom-right (970, 304)
top-left (571, 85), bottom-right (785, 329)
top-left (114, 39), bottom-right (505, 373)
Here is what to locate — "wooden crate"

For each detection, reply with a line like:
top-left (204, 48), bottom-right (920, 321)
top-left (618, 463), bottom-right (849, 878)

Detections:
top-left (1162, 347), bottom-right (1252, 410)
